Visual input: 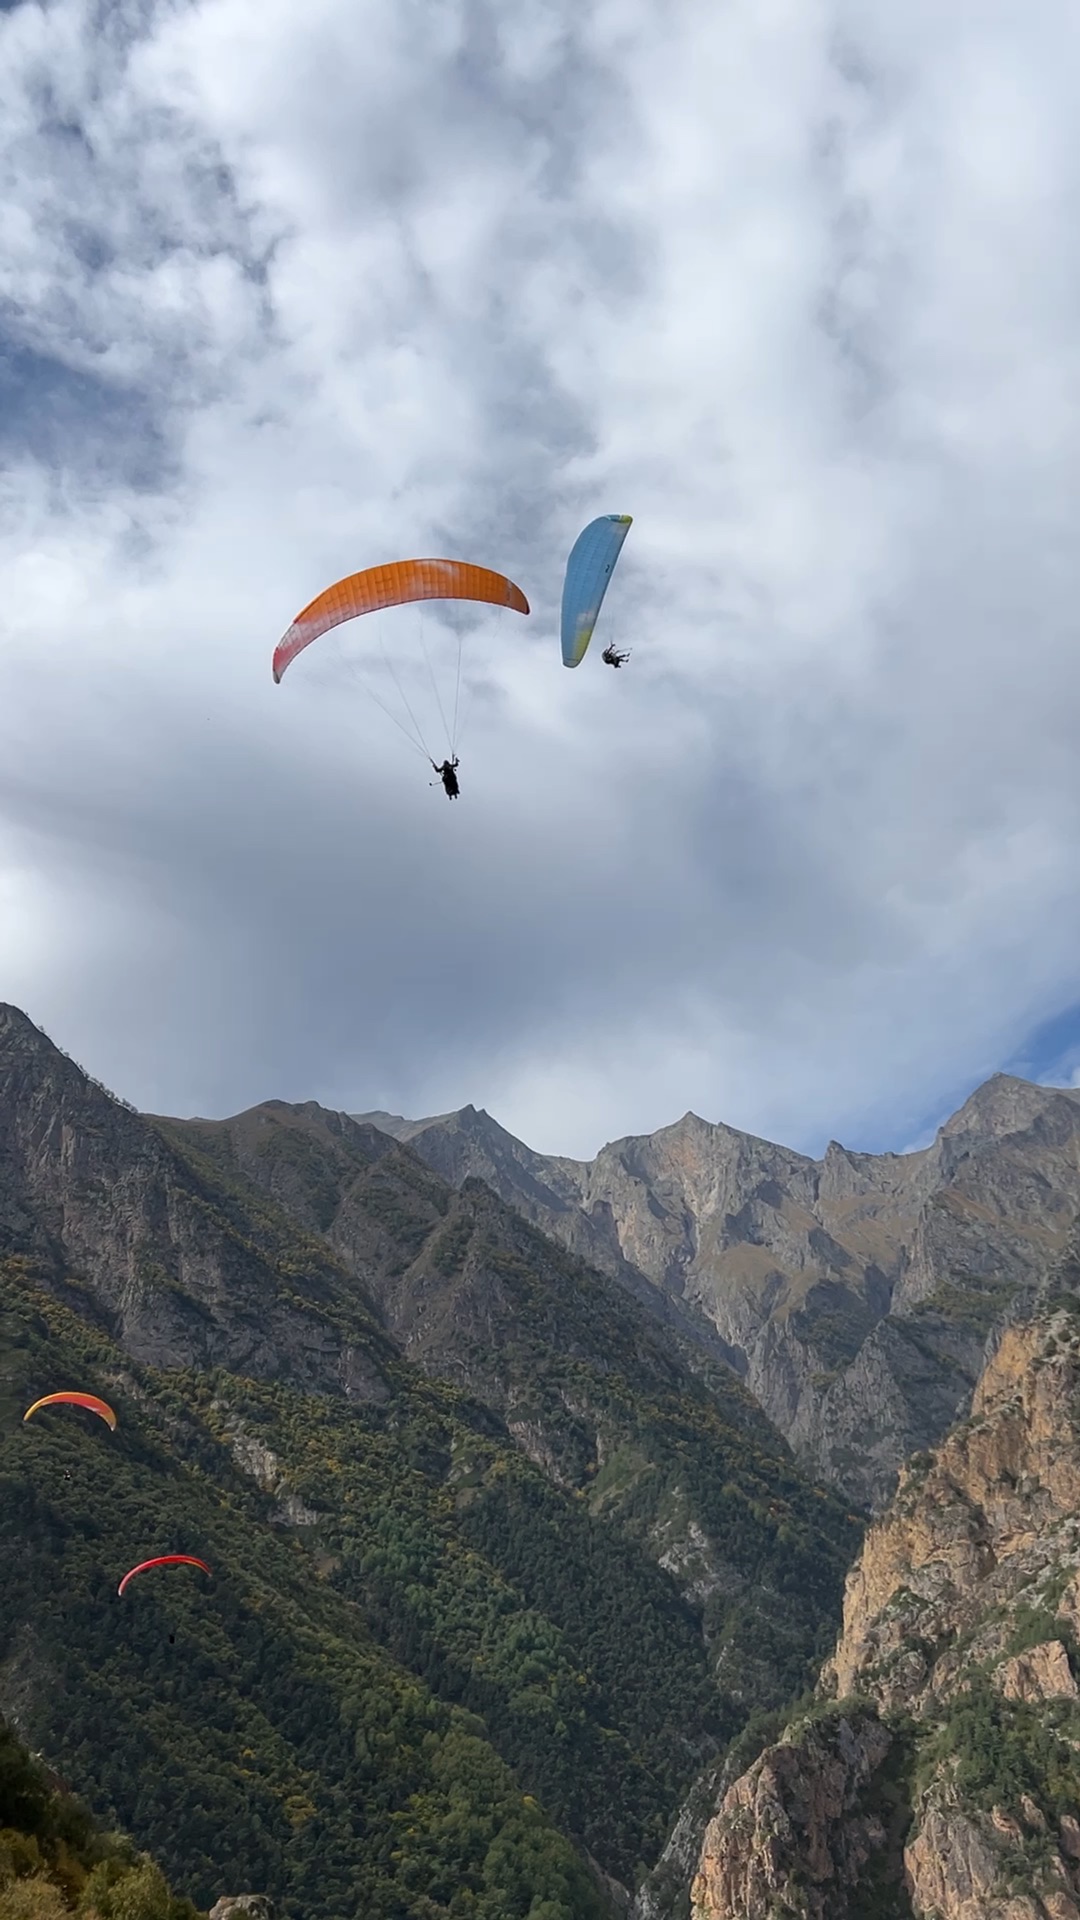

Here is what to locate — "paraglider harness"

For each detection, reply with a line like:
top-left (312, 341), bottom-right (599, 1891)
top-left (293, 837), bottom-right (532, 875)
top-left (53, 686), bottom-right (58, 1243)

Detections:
top-left (431, 757), bottom-right (460, 799)
top-left (602, 643), bottom-right (630, 668)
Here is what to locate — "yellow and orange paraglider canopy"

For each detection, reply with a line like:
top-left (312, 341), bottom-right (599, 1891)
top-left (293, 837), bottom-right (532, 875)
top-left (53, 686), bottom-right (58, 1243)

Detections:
top-left (23, 1391), bottom-right (117, 1430)
top-left (272, 558), bottom-right (530, 683)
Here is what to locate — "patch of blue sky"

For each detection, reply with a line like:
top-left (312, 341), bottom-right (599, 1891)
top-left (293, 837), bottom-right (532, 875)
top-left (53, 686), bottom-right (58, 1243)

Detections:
top-left (0, 331), bottom-right (173, 490)
top-left (843, 1003), bottom-right (1080, 1161)
top-left (1003, 1002), bottom-right (1080, 1090)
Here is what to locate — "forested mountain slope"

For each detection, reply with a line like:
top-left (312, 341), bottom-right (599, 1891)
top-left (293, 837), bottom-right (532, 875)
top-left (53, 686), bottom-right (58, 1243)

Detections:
top-left (0, 1003), bottom-right (858, 1918)
top-left (158, 1094), bottom-right (859, 1712)
top-left (0, 1714), bottom-right (202, 1920)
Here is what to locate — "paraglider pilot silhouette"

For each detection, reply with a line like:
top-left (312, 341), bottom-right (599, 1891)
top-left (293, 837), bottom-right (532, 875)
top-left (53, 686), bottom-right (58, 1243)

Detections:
top-left (432, 756), bottom-right (460, 799)
top-left (601, 643), bottom-right (630, 668)
top-left (271, 561), bottom-right (530, 803)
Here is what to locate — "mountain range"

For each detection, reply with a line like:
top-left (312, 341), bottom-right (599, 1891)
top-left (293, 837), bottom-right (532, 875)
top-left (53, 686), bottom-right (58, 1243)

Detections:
top-left (354, 1079), bottom-right (1080, 1509)
top-left (3, 999), bottom-right (1080, 1918)
top-left (0, 1003), bottom-right (853, 1916)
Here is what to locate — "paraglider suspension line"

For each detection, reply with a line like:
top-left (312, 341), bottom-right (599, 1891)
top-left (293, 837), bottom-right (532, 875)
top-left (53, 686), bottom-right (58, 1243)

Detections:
top-left (451, 628), bottom-right (464, 758)
top-left (377, 633), bottom-right (434, 760)
top-left (358, 679), bottom-right (431, 760)
top-left (416, 609), bottom-right (455, 758)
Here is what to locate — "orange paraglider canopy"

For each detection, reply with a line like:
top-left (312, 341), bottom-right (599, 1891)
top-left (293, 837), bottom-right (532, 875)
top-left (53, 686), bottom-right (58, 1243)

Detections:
top-left (118, 1555), bottom-right (212, 1598)
top-left (24, 1392), bottom-right (117, 1430)
top-left (272, 558), bottom-right (530, 683)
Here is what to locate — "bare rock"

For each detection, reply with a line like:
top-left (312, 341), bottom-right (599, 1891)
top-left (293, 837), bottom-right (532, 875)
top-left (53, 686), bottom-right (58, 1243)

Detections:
top-left (688, 1710), bottom-right (892, 1918)
top-left (997, 1643), bottom-right (1078, 1703)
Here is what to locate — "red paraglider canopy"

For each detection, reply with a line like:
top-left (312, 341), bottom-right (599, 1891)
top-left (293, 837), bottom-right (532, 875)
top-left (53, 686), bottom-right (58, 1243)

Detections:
top-left (117, 1555), bottom-right (212, 1598)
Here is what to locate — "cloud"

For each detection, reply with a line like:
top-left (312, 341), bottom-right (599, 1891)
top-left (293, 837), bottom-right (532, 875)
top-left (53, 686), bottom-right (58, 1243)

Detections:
top-left (2, 0), bottom-right (1080, 1159)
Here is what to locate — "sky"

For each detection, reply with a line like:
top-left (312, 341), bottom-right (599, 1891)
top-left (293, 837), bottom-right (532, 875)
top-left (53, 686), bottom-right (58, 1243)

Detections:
top-left (2, 0), bottom-right (1080, 1162)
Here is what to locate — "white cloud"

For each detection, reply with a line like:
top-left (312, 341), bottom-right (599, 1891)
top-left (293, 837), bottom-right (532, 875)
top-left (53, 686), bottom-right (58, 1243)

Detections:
top-left (2, 0), bottom-right (1080, 1159)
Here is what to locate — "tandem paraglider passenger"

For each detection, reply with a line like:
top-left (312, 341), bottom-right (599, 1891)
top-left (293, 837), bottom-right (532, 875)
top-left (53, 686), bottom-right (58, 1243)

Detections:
top-left (432, 757), bottom-right (460, 799)
top-left (601, 643), bottom-right (630, 668)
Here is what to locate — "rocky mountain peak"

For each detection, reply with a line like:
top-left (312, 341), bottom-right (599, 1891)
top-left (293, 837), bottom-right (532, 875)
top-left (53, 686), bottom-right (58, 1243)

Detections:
top-left (348, 1107), bottom-right (412, 1139)
top-left (941, 1071), bottom-right (1080, 1142)
top-left (352, 1102), bottom-right (483, 1142)
top-left (375, 1074), bottom-right (1080, 1508)
top-left (0, 1016), bottom-right (395, 1400)
top-left (0, 1003), bottom-right (47, 1038)
top-left (0, 1003), bottom-right (105, 1092)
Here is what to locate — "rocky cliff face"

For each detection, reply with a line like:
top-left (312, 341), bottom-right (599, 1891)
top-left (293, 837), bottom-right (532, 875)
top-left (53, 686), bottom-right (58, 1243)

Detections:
top-left (357, 1079), bottom-right (1080, 1508)
top-left (819, 1304), bottom-right (1080, 1719)
top-left (688, 1709), bottom-right (898, 1920)
top-left (678, 1291), bottom-right (1080, 1919)
top-left (0, 1005), bottom-right (395, 1403)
